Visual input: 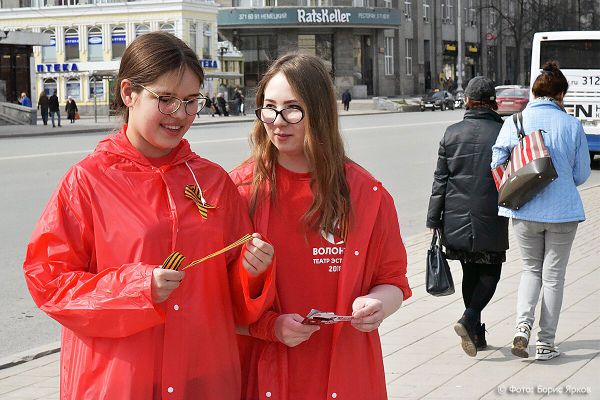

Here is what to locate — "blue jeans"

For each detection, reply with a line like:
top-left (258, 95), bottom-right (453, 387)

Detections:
top-left (50, 110), bottom-right (61, 127)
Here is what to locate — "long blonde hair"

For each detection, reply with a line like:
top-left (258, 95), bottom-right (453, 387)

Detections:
top-left (248, 53), bottom-right (350, 239)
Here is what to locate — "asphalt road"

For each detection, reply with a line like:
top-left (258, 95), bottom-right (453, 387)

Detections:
top-left (1, 110), bottom-right (599, 359)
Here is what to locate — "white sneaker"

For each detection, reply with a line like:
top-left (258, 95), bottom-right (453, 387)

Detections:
top-left (511, 322), bottom-right (531, 358)
top-left (535, 341), bottom-right (560, 361)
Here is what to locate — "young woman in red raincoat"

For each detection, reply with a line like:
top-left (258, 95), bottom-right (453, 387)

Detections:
top-left (22, 32), bottom-right (275, 400)
top-left (230, 54), bottom-right (412, 400)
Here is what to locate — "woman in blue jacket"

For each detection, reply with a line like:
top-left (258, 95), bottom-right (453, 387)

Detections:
top-left (491, 61), bottom-right (591, 361)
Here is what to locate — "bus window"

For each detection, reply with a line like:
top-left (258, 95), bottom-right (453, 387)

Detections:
top-left (540, 40), bottom-right (600, 70)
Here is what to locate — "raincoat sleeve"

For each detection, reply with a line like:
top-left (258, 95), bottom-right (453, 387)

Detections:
top-left (223, 176), bottom-right (275, 326)
top-left (370, 190), bottom-right (412, 301)
top-left (23, 167), bottom-right (165, 338)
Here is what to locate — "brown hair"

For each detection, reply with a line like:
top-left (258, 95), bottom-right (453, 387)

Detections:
top-left (248, 53), bottom-right (351, 239)
top-left (465, 98), bottom-right (498, 110)
top-left (113, 31), bottom-right (204, 121)
top-left (532, 60), bottom-right (568, 99)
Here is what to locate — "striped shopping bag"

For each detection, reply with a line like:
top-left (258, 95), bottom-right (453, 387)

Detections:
top-left (492, 112), bottom-right (557, 210)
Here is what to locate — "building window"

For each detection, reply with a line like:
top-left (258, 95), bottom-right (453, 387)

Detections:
top-left (189, 22), bottom-right (197, 53)
top-left (384, 36), bottom-right (394, 76)
top-left (87, 27), bottom-right (103, 61)
top-left (384, 0), bottom-right (391, 8)
top-left (160, 23), bottom-right (175, 35)
top-left (404, 1), bottom-right (411, 20)
top-left (64, 27), bottom-right (79, 61)
top-left (237, 35), bottom-right (275, 88)
top-left (442, 0), bottom-right (454, 23)
top-left (41, 29), bottom-right (56, 62)
top-left (89, 78), bottom-right (105, 100)
top-left (405, 39), bottom-right (413, 76)
top-left (66, 77), bottom-right (81, 100)
top-left (135, 24), bottom-right (150, 38)
top-left (203, 24), bottom-right (212, 59)
top-left (43, 78), bottom-right (57, 96)
top-left (489, 10), bottom-right (497, 28)
top-left (316, 34), bottom-right (333, 72)
top-left (298, 35), bottom-right (316, 55)
top-left (423, 0), bottom-right (430, 22)
top-left (111, 26), bottom-right (126, 59)
top-left (467, 0), bottom-right (477, 26)
top-left (352, 0), bottom-right (372, 6)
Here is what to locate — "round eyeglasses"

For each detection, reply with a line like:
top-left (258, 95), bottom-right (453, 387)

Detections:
top-left (255, 107), bottom-right (305, 124)
top-left (134, 83), bottom-right (207, 116)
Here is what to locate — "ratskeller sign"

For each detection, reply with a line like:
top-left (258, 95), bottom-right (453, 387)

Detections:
top-left (218, 7), bottom-right (401, 26)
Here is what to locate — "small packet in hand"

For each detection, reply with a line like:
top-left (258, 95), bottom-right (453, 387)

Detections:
top-left (301, 309), bottom-right (353, 325)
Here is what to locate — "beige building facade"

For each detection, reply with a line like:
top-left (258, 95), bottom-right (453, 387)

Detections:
top-left (1, 0), bottom-right (221, 115)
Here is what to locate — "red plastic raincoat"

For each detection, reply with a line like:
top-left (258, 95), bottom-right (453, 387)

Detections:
top-left (230, 161), bottom-right (412, 400)
top-left (23, 126), bottom-right (274, 400)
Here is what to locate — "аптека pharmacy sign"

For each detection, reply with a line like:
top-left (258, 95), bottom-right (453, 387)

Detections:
top-left (218, 7), bottom-right (401, 27)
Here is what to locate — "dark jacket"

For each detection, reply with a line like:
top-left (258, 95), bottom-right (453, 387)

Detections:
top-left (38, 94), bottom-right (49, 111)
top-left (66, 99), bottom-right (78, 118)
top-left (49, 95), bottom-right (59, 112)
top-left (342, 90), bottom-right (352, 104)
top-left (427, 107), bottom-right (509, 253)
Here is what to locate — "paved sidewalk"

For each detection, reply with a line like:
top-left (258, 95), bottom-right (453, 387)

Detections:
top-left (0, 185), bottom-right (598, 399)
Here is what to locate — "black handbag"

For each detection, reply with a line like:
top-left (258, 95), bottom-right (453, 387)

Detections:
top-left (426, 229), bottom-right (455, 296)
top-left (492, 113), bottom-right (558, 210)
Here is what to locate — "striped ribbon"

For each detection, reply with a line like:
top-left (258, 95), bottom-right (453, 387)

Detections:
top-left (161, 234), bottom-right (253, 271)
top-left (185, 184), bottom-right (216, 220)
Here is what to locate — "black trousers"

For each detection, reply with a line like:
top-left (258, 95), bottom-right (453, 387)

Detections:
top-left (461, 261), bottom-right (502, 320)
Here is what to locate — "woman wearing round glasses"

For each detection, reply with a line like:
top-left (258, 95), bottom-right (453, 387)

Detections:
top-left (23, 31), bottom-right (275, 399)
top-left (231, 53), bottom-right (412, 400)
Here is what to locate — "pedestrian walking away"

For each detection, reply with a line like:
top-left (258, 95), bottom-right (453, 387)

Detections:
top-left (37, 91), bottom-right (49, 125)
top-left (231, 53), bottom-right (412, 400)
top-left (427, 76), bottom-right (509, 358)
top-left (48, 90), bottom-right (61, 127)
top-left (65, 96), bottom-right (78, 123)
top-left (491, 61), bottom-right (591, 361)
top-left (342, 88), bottom-right (352, 111)
top-left (22, 31), bottom-right (276, 400)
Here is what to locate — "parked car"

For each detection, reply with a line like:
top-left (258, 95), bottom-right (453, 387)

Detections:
top-left (420, 90), bottom-right (455, 111)
top-left (495, 85), bottom-right (530, 116)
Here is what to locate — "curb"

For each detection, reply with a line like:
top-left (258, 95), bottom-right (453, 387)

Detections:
top-left (0, 341), bottom-right (61, 370)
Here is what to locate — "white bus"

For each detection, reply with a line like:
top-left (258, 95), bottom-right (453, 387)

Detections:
top-left (530, 31), bottom-right (600, 161)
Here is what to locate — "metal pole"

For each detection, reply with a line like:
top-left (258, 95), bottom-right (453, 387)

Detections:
top-left (456, 0), bottom-right (464, 92)
top-left (91, 75), bottom-right (97, 123)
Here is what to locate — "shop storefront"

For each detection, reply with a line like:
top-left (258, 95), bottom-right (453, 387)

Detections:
top-left (441, 40), bottom-right (457, 89)
top-left (0, 31), bottom-right (50, 103)
top-left (218, 7), bottom-right (401, 97)
top-left (465, 42), bottom-right (480, 83)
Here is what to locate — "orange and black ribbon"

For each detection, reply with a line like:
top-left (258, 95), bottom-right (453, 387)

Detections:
top-left (161, 234), bottom-right (253, 272)
top-left (185, 184), bottom-right (216, 220)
